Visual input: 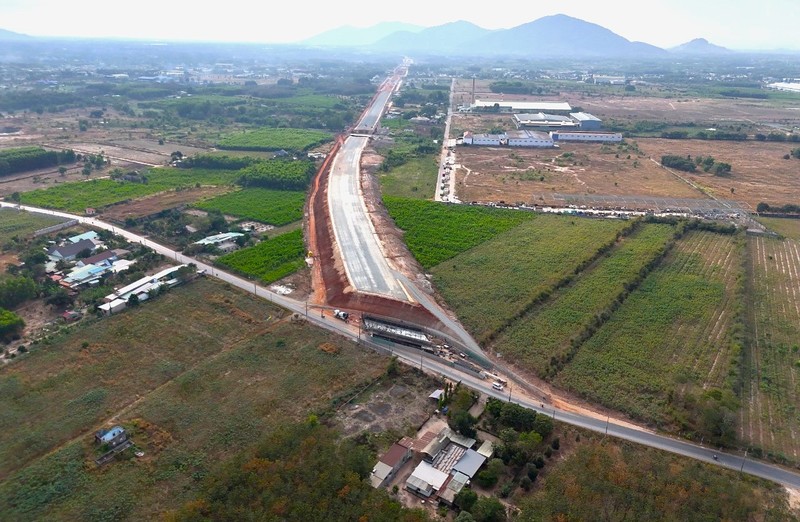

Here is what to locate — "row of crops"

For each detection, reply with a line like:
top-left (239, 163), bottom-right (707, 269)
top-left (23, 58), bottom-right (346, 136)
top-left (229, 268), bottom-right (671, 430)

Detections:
top-left (494, 223), bottom-right (676, 378)
top-left (555, 231), bottom-right (741, 435)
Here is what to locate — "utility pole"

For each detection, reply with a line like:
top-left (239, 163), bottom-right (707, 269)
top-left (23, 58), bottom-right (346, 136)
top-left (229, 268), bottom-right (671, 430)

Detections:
top-left (605, 415), bottom-right (609, 435)
top-left (740, 449), bottom-right (748, 472)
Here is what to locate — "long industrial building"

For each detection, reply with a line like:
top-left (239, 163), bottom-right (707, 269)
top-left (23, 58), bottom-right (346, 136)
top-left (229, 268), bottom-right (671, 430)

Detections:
top-left (550, 131), bottom-right (623, 143)
top-left (514, 112), bottom-right (578, 130)
top-left (471, 99), bottom-right (572, 113)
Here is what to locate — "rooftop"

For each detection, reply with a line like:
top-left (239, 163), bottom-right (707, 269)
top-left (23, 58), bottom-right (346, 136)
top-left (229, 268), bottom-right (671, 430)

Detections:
top-left (67, 231), bottom-right (99, 243)
top-left (474, 99), bottom-right (572, 112)
top-left (194, 232), bottom-right (244, 245)
top-left (570, 111), bottom-right (601, 122)
top-left (380, 443), bottom-right (410, 468)
top-left (452, 449), bottom-right (486, 478)
top-left (408, 461), bottom-right (449, 491)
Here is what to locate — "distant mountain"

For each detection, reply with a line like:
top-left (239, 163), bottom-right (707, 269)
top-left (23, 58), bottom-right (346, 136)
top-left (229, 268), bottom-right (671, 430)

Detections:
top-left (670, 38), bottom-right (732, 54)
top-left (303, 22), bottom-right (423, 47)
top-left (0, 28), bottom-right (32, 41)
top-left (373, 21), bottom-right (492, 53)
top-left (470, 15), bottom-right (666, 57)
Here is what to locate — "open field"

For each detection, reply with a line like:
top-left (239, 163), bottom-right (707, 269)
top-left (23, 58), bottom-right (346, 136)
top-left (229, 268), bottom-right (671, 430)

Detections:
top-left (217, 128), bottom-right (332, 151)
top-left (0, 279), bottom-right (387, 520)
top-left (741, 237), bottom-right (800, 462)
top-left (100, 186), bottom-right (232, 221)
top-left (18, 168), bottom-right (241, 212)
top-left (757, 217), bottom-right (800, 241)
top-left (637, 138), bottom-right (800, 208)
top-left (378, 155), bottom-right (439, 200)
top-left (556, 231), bottom-right (743, 432)
top-left (454, 141), bottom-right (702, 206)
top-left (195, 188), bottom-right (306, 226)
top-left (216, 229), bottom-right (306, 284)
top-left (0, 208), bottom-right (65, 243)
top-left (0, 278), bottom-right (276, 480)
top-left (493, 223), bottom-right (675, 378)
top-left (429, 215), bottom-right (629, 344)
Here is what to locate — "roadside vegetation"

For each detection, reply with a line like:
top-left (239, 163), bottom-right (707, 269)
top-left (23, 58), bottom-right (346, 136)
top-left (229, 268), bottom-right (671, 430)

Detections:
top-left (215, 229), bottom-right (306, 284)
top-left (195, 188), bottom-right (305, 226)
top-left (378, 156), bottom-right (439, 200)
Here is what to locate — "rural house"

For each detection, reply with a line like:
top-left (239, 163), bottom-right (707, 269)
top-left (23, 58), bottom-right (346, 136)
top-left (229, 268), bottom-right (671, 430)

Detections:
top-left (94, 426), bottom-right (129, 448)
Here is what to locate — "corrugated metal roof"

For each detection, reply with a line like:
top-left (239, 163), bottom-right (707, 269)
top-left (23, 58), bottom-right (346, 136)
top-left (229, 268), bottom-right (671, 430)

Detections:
top-left (408, 461), bottom-right (449, 490)
top-left (570, 112), bottom-right (601, 122)
top-left (452, 449), bottom-right (486, 479)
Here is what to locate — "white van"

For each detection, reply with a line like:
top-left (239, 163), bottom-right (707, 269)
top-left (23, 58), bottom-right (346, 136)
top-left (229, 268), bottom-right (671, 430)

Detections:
top-left (492, 382), bottom-right (504, 391)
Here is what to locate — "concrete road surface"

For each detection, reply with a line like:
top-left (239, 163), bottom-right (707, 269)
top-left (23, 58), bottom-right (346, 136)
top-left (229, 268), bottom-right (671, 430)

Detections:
top-left (327, 136), bottom-right (409, 300)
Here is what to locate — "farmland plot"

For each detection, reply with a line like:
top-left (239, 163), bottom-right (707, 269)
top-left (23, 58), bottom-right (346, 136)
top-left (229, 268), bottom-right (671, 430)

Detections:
top-left (494, 223), bottom-right (675, 377)
top-left (216, 229), bottom-right (306, 284)
top-left (195, 188), bottom-right (306, 226)
top-left (429, 215), bottom-right (629, 344)
top-left (741, 237), bottom-right (800, 461)
top-left (556, 231), bottom-right (743, 429)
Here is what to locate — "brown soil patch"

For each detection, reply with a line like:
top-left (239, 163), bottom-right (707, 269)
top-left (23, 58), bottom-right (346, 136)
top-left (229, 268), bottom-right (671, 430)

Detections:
top-left (455, 142), bottom-right (700, 207)
top-left (636, 138), bottom-right (800, 209)
top-left (319, 342), bottom-right (340, 354)
top-left (100, 186), bottom-right (232, 222)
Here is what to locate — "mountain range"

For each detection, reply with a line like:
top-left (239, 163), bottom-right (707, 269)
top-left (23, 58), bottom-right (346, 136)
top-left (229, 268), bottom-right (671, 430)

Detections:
top-left (304, 14), bottom-right (730, 58)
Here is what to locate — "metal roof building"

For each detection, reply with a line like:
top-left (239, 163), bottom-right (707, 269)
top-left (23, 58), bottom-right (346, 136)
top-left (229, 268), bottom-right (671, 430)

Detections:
top-left (452, 449), bottom-right (486, 478)
top-left (514, 113), bottom-right (578, 130)
top-left (473, 99), bottom-right (572, 112)
top-left (570, 112), bottom-right (603, 130)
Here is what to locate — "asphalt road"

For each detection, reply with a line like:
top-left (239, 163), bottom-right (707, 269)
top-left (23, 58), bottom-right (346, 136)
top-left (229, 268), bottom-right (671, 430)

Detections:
top-left (327, 136), bottom-right (409, 301)
top-left (5, 200), bottom-right (800, 488)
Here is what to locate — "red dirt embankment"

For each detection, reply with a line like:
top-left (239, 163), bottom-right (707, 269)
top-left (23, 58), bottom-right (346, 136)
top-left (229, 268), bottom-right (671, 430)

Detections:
top-left (305, 136), bottom-right (444, 328)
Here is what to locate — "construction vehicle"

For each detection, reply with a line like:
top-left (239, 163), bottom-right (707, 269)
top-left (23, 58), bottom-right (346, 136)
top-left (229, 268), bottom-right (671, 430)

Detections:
top-left (333, 309), bottom-right (349, 321)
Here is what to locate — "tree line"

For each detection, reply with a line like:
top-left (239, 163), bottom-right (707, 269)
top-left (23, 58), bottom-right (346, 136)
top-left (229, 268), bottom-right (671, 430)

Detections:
top-left (0, 147), bottom-right (76, 177)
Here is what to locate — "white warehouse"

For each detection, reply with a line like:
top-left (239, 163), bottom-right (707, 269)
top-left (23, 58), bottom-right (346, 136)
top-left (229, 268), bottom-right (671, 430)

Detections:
top-left (462, 132), bottom-right (505, 146)
top-left (550, 131), bottom-right (623, 143)
top-left (506, 130), bottom-right (554, 147)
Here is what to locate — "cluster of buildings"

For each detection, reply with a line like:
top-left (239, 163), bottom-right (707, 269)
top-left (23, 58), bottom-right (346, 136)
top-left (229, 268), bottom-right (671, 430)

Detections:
top-left (460, 99), bottom-right (622, 147)
top-left (98, 265), bottom-right (189, 315)
top-left (371, 413), bottom-right (494, 506)
top-left (193, 232), bottom-right (244, 253)
top-left (46, 231), bottom-right (135, 290)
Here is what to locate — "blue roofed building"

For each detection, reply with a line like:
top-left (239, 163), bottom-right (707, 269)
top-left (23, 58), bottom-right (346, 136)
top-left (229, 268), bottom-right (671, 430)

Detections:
top-left (94, 425), bottom-right (129, 448)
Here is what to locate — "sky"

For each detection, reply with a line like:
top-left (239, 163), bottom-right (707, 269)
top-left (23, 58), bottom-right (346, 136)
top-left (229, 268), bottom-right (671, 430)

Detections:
top-left (2, 0), bottom-right (799, 50)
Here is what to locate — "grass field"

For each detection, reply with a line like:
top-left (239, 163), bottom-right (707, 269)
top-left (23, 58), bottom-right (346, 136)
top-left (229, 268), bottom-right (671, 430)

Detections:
top-left (383, 197), bottom-right (534, 269)
top-left (757, 217), bottom-right (800, 241)
top-left (556, 231), bottom-right (743, 431)
top-left (378, 155), bottom-right (439, 200)
top-left (18, 168), bottom-right (241, 212)
top-left (195, 188), bottom-right (306, 226)
top-left (215, 229), bottom-right (306, 284)
top-left (429, 215), bottom-right (630, 344)
top-left (493, 223), bottom-right (675, 377)
top-left (218, 128), bottom-right (332, 152)
top-left (741, 237), bottom-right (800, 462)
top-left (0, 208), bottom-right (65, 243)
top-left (0, 278), bottom-right (386, 520)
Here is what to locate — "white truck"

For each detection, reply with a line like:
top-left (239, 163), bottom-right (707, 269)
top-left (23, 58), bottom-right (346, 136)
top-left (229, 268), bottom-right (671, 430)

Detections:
top-left (333, 309), bottom-right (349, 321)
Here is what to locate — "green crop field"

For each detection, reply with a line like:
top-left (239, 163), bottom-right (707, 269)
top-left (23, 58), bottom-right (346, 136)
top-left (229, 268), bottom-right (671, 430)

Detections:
top-left (556, 231), bottom-right (743, 433)
top-left (383, 197), bottom-right (534, 269)
top-left (378, 155), bottom-right (439, 200)
top-left (218, 128), bottom-right (332, 151)
top-left (494, 223), bottom-right (675, 378)
top-left (19, 168), bottom-right (241, 212)
top-left (429, 215), bottom-right (630, 343)
top-left (757, 217), bottom-right (800, 241)
top-left (741, 237), bottom-right (800, 462)
top-left (0, 278), bottom-right (386, 520)
top-left (216, 229), bottom-right (305, 284)
top-left (0, 209), bottom-right (65, 243)
top-left (195, 188), bottom-right (305, 226)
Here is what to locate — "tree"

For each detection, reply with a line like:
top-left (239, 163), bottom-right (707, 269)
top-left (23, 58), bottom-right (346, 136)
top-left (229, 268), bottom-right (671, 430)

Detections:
top-left (455, 512), bottom-right (476, 522)
top-left (454, 488), bottom-right (477, 512)
top-left (449, 410), bottom-right (477, 438)
top-left (127, 294), bottom-right (139, 307)
top-left (713, 162), bottom-right (732, 177)
top-left (0, 308), bottom-right (25, 340)
top-left (472, 497), bottom-right (506, 522)
top-left (58, 166), bottom-right (67, 176)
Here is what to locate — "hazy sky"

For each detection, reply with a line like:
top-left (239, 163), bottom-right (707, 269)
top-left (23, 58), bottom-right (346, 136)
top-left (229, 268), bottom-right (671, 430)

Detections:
top-left (2, 0), bottom-right (799, 50)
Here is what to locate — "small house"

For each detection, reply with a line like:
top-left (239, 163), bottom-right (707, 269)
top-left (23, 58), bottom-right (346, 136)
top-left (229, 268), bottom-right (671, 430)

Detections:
top-left (47, 239), bottom-right (98, 262)
top-left (370, 443), bottom-right (413, 488)
top-left (94, 426), bottom-right (128, 448)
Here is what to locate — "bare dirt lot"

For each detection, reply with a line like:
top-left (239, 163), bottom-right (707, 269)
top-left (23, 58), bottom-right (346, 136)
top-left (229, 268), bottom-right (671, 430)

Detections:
top-left (454, 141), bottom-right (701, 206)
top-left (100, 186), bottom-right (232, 221)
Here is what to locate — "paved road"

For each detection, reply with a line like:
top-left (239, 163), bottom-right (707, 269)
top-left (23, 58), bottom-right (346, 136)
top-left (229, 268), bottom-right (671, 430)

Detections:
top-left (5, 200), bottom-right (800, 488)
top-left (327, 136), bottom-right (409, 300)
